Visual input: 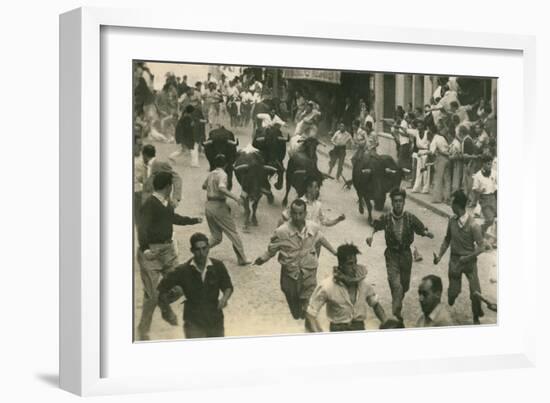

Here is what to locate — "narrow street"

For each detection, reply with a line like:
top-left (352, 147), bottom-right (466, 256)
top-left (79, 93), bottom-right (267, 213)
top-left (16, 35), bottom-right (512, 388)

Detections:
top-left (134, 123), bottom-right (497, 341)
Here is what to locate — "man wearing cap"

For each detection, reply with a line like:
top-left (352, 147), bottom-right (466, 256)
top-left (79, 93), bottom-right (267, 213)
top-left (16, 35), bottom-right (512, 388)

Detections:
top-left (306, 243), bottom-right (388, 332)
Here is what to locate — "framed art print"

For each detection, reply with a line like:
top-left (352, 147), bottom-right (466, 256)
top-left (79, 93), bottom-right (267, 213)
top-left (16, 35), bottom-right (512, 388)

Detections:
top-left (60, 6), bottom-right (537, 396)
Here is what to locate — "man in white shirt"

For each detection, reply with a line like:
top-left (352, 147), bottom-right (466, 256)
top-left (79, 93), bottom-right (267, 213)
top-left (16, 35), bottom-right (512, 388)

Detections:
top-left (393, 117), bottom-right (413, 179)
top-left (411, 120), bottom-right (431, 194)
top-left (471, 154), bottom-right (497, 236)
top-left (306, 243), bottom-right (388, 332)
top-left (295, 101), bottom-right (321, 138)
top-left (416, 275), bottom-right (454, 327)
top-left (328, 122), bottom-right (352, 180)
top-left (429, 123), bottom-right (451, 204)
top-left (256, 110), bottom-right (286, 129)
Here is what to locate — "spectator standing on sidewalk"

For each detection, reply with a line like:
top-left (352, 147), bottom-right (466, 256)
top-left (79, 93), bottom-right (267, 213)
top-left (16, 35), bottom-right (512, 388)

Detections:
top-left (392, 114), bottom-right (413, 181)
top-left (411, 120), bottom-right (431, 194)
top-left (449, 127), bottom-right (464, 194)
top-left (460, 125), bottom-right (478, 201)
top-left (429, 121), bottom-right (451, 204)
top-left (470, 154), bottom-right (497, 240)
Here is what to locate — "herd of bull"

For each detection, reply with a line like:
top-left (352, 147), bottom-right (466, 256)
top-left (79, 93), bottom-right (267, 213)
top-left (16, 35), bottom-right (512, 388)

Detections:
top-left (202, 122), bottom-right (408, 229)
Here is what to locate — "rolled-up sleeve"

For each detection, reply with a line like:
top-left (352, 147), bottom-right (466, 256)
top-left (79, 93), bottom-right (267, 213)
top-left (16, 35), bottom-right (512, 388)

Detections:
top-left (365, 285), bottom-right (379, 307)
top-left (261, 233), bottom-right (283, 261)
top-left (306, 284), bottom-right (328, 317)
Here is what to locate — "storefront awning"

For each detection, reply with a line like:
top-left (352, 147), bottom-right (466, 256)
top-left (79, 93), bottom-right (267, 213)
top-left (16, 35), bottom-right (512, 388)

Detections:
top-left (282, 69), bottom-right (341, 84)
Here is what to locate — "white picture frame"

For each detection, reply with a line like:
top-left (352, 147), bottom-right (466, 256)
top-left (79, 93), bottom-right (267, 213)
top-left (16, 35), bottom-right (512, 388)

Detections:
top-left (60, 6), bottom-right (537, 396)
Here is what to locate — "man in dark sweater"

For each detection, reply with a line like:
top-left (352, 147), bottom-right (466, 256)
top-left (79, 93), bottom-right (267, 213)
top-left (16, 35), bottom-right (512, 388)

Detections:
top-left (136, 172), bottom-right (202, 341)
top-left (433, 190), bottom-right (487, 324)
top-left (366, 188), bottom-right (434, 321)
top-left (158, 232), bottom-right (233, 338)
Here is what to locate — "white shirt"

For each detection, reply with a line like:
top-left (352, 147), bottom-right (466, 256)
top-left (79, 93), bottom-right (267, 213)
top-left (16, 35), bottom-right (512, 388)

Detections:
top-left (392, 120), bottom-right (410, 145)
top-left (472, 169), bottom-right (498, 194)
top-left (457, 212), bottom-right (470, 228)
top-left (364, 114), bottom-right (375, 127)
top-left (307, 271), bottom-right (378, 323)
top-left (146, 157), bottom-right (156, 178)
top-left (414, 130), bottom-right (430, 151)
top-left (240, 91), bottom-right (253, 103)
top-left (429, 134), bottom-right (449, 155)
top-left (256, 113), bottom-right (286, 128)
top-left (227, 86), bottom-right (239, 99)
top-left (152, 191), bottom-right (169, 207)
top-left (282, 196), bottom-right (329, 226)
top-left (190, 258), bottom-right (214, 282)
top-left (402, 127), bottom-right (418, 146)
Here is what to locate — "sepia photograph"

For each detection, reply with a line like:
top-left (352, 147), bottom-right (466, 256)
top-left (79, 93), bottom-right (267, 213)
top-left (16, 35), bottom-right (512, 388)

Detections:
top-left (132, 61), bottom-right (498, 342)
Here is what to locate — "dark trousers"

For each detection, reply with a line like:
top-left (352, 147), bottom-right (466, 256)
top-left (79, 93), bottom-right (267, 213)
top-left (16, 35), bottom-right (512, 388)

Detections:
top-left (328, 145), bottom-right (347, 179)
top-left (384, 247), bottom-right (413, 319)
top-left (398, 143), bottom-right (412, 171)
top-left (184, 321), bottom-right (224, 338)
top-left (280, 270), bottom-right (317, 320)
top-left (448, 255), bottom-right (483, 319)
top-left (329, 321), bottom-right (366, 332)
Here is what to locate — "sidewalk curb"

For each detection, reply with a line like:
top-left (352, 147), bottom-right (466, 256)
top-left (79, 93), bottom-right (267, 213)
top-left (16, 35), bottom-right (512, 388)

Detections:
top-left (316, 147), bottom-right (452, 219)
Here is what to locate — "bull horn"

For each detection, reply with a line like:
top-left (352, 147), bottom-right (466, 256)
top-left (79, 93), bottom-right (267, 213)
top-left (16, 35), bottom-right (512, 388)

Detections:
top-left (255, 138), bottom-right (265, 142)
top-left (385, 168), bottom-right (397, 174)
top-left (401, 168), bottom-right (411, 173)
top-left (203, 139), bottom-right (213, 145)
top-left (234, 164), bottom-right (249, 171)
top-left (228, 139), bottom-right (237, 146)
top-left (294, 169), bottom-right (307, 174)
top-left (263, 165), bottom-right (278, 173)
top-left (361, 168), bottom-right (372, 174)
top-left (278, 136), bottom-right (287, 141)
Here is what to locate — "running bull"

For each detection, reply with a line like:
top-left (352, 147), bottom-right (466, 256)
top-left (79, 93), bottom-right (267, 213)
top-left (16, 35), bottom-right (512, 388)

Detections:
top-left (347, 153), bottom-right (404, 223)
top-left (252, 125), bottom-right (288, 193)
top-left (233, 144), bottom-right (278, 229)
top-left (282, 136), bottom-right (331, 207)
top-left (203, 126), bottom-right (238, 190)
